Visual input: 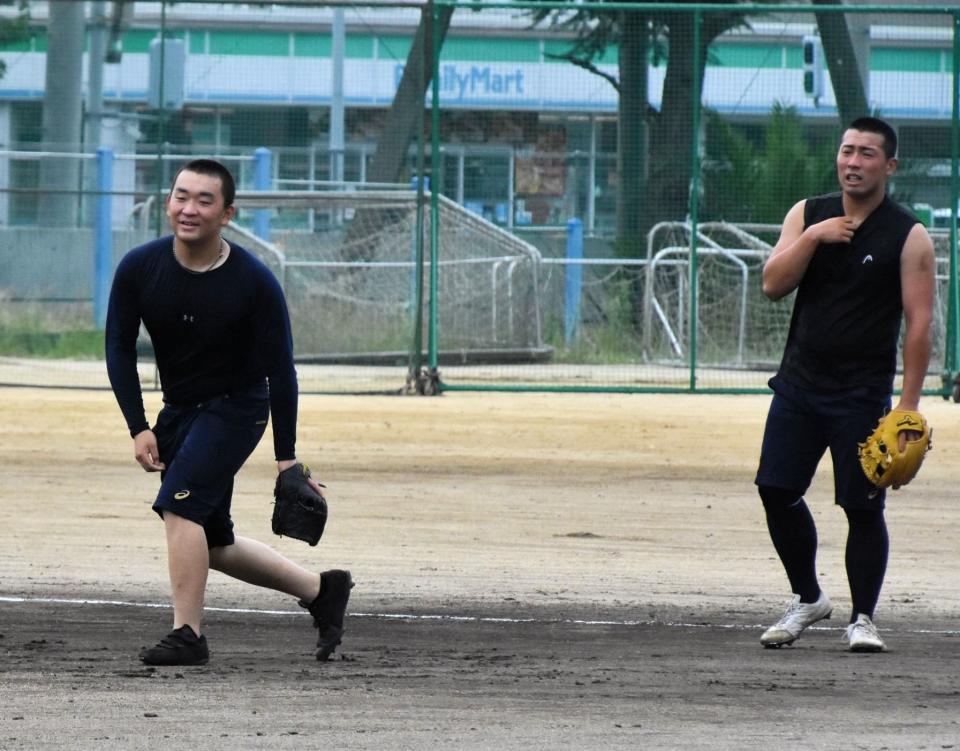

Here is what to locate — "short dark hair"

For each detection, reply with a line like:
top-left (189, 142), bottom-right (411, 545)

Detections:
top-left (171, 158), bottom-right (236, 208)
top-left (848, 117), bottom-right (898, 160)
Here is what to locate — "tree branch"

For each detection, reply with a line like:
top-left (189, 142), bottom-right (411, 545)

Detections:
top-left (545, 52), bottom-right (620, 92)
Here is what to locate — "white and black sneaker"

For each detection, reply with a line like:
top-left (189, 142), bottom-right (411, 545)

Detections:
top-left (844, 614), bottom-right (886, 653)
top-left (760, 591), bottom-right (833, 648)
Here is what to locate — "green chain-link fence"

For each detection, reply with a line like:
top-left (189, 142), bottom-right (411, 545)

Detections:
top-left (0, 1), bottom-right (957, 396)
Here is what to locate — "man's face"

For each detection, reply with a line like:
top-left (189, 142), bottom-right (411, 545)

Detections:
top-left (836, 129), bottom-right (897, 199)
top-left (166, 170), bottom-right (235, 244)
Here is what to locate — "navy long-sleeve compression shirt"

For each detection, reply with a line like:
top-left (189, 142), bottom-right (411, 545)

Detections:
top-left (105, 236), bottom-right (299, 460)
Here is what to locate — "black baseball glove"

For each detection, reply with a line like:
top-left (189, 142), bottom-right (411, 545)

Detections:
top-left (272, 463), bottom-right (327, 546)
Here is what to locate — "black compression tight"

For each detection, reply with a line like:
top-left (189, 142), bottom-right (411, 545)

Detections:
top-left (760, 486), bottom-right (889, 620)
top-left (844, 507), bottom-right (889, 622)
top-left (759, 486), bottom-right (821, 603)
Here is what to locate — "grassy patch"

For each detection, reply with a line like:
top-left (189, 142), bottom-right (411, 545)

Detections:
top-left (0, 327), bottom-right (104, 358)
top-left (0, 299), bottom-right (105, 358)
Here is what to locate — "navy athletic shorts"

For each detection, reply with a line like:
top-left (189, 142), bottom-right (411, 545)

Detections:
top-left (755, 375), bottom-right (890, 510)
top-left (152, 382), bottom-right (270, 548)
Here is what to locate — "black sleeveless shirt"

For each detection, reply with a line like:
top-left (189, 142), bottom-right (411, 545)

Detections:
top-left (776, 192), bottom-right (918, 394)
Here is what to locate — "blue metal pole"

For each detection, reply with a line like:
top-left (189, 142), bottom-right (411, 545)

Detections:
top-left (564, 217), bottom-right (583, 346)
top-left (93, 147), bottom-right (114, 330)
top-left (253, 147), bottom-right (272, 241)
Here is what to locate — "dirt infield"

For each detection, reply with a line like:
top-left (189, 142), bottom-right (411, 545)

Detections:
top-left (2, 387), bottom-right (960, 749)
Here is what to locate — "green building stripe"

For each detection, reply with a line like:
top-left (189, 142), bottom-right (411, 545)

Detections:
top-left (122, 29), bottom-right (160, 53)
top-left (121, 29), bottom-right (184, 54)
top-left (709, 43), bottom-right (783, 69)
top-left (292, 34), bottom-right (374, 57)
top-left (294, 33), bottom-right (330, 57)
top-left (784, 47), bottom-right (802, 68)
top-left (441, 37), bottom-right (540, 62)
top-left (376, 35), bottom-right (414, 61)
top-left (871, 47), bottom-right (942, 73)
top-left (0, 28), bottom-right (45, 52)
top-left (208, 31), bottom-right (289, 56)
top-left (0, 26), bottom-right (952, 76)
top-left (239, 30), bottom-right (392, 59)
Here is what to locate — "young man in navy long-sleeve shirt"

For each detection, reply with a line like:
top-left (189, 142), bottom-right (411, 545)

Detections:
top-left (106, 159), bottom-right (352, 665)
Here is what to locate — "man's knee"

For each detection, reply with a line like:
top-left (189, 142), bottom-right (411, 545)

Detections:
top-left (758, 484), bottom-right (802, 513)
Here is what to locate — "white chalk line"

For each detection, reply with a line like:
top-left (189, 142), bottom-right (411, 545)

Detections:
top-left (3, 594), bottom-right (960, 636)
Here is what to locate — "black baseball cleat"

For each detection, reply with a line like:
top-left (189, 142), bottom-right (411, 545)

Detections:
top-left (300, 569), bottom-right (354, 661)
top-left (140, 625), bottom-right (210, 666)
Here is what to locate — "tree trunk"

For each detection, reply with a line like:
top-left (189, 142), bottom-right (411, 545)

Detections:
top-left (639, 12), bottom-right (735, 236)
top-left (812, 0), bottom-right (869, 126)
top-left (626, 12), bottom-right (734, 333)
top-left (615, 11), bottom-right (648, 256)
top-left (366, 2), bottom-right (455, 185)
top-left (640, 13), bottom-right (709, 238)
top-left (342, 2), bottom-right (455, 261)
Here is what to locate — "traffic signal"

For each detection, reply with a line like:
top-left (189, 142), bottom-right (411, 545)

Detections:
top-left (802, 36), bottom-right (824, 100)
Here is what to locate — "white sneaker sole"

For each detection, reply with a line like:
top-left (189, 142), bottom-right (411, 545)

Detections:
top-left (848, 640), bottom-right (886, 653)
top-left (760, 608), bottom-right (833, 648)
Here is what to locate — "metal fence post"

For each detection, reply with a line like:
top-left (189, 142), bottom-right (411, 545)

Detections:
top-left (688, 7), bottom-right (703, 392)
top-left (945, 11), bottom-right (960, 398)
top-left (411, 174), bottom-right (429, 317)
top-left (253, 147), bottom-right (272, 241)
top-left (94, 147), bottom-right (114, 330)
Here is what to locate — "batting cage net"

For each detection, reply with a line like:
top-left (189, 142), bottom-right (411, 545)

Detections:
top-left (0, 1), bottom-right (957, 395)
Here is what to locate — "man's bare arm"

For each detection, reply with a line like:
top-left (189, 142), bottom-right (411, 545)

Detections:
top-left (896, 223), bottom-right (936, 411)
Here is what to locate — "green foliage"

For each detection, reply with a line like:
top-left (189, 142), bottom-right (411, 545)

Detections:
top-left (530, 1), bottom-right (748, 91)
top-left (703, 103), bottom-right (837, 224)
top-left (0, 1), bottom-right (31, 79)
top-left (612, 234), bottom-right (646, 261)
top-left (545, 274), bottom-right (644, 364)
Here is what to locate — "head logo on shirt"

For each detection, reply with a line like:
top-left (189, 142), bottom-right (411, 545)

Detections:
top-left (861, 254), bottom-right (874, 265)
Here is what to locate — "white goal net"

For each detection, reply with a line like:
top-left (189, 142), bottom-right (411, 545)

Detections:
top-left (229, 190), bottom-right (547, 392)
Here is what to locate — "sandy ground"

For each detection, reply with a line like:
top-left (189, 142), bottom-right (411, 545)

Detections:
top-left (2, 387), bottom-right (960, 750)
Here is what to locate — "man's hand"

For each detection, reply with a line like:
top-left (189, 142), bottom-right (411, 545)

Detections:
top-left (762, 201), bottom-right (859, 301)
top-left (133, 429), bottom-right (165, 472)
top-left (898, 430), bottom-right (920, 452)
top-left (893, 400), bottom-right (921, 452)
top-left (272, 462), bottom-right (328, 546)
top-left (813, 216), bottom-right (858, 245)
top-left (278, 459), bottom-right (326, 499)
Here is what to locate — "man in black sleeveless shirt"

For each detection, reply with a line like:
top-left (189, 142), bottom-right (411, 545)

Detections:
top-left (106, 159), bottom-right (352, 665)
top-left (754, 117), bottom-right (935, 652)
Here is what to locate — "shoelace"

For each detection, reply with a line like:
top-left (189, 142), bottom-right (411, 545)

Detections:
top-left (157, 631), bottom-right (196, 650)
top-left (775, 600), bottom-right (801, 624)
